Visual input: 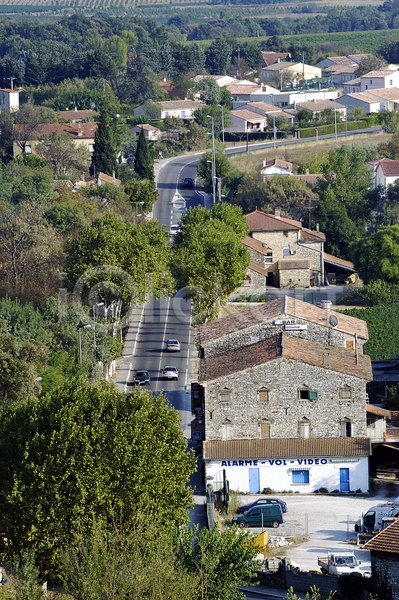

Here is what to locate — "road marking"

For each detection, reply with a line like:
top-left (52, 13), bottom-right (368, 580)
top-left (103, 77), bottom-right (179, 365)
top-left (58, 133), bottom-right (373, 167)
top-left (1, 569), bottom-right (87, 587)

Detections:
top-left (156, 296), bottom-right (171, 392)
top-left (184, 311), bottom-right (193, 388)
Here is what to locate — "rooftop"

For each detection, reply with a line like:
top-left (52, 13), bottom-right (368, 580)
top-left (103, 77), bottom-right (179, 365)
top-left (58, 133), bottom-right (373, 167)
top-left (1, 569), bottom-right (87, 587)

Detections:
top-left (242, 236), bottom-right (270, 254)
top-left (13, 122), bottom-right (97, 140)
top-left (246, 208), bottom-right (302, 232)
top-left (203, 437), bottom-right (372, 460)
top-left (361, 70), bottom-right (397, 78)
top-left (196, 296), bottom-right (369, 346)
top-left (363, 518), bottom-right (399, 553)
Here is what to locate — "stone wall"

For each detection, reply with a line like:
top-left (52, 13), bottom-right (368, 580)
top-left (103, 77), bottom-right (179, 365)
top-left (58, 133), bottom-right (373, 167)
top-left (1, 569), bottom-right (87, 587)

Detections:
top-left (201, 311), bottom-right (363, 359)
top-left (204, 357), bottom-right (367, 440)
top-left (252, 230), bottom-right (323, 276)
top-left (256, 564), bottom-right (340, 597)
top-left (279, 267), bottom-right (310, 288)
top-left (372, 552), bottom-right (399, 600)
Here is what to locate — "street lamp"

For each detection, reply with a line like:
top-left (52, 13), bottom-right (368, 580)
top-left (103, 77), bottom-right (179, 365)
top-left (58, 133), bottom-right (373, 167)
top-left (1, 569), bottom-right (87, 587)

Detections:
top-left (79, 324), bottom-right (91, 366)
top-left (270, 94), bottom-right (277, 150)
top-left (93, 302), bottom-right (104, 361)
top-left (134, 201), bottom-right (144, 225)
top-left (207, 115), bottom-right (216, 206)
top-left (217, 104), bottom-right (225, 146)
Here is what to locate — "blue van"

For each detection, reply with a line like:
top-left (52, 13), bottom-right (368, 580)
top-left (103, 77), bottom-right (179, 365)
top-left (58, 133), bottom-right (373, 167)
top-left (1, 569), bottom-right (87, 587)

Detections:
top-left (232, 504), bottom-right (283, 529)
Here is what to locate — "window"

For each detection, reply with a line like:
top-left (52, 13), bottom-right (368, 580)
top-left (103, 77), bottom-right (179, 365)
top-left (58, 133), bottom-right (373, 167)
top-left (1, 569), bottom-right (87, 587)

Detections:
top-left (370, 80), bottom-right (372, 84)
top-left (258, 389), bottom-right (269, 402)
top-left (346, 340), bottom-right (354, 350)
top-left (221, 420), bottom-right (232, 440)
top-left (283, 248), bottom-right (290, 257)
top-left (299, 388), bottom-right (318, 400)
top-left (259, 420), bottom-right (271, 439)
top-left (89, 144), bottom-right (94, 152)
top-left (390, 80), bottom-right (393, 85)
top-left (292, 469), bottom-right (309, 484)
top-left (341, 419), bottom-right (352, 438)
top-left (264, 251), bottom-right (273, 264)
top-left (339, 388), bottom-right (352, 399)
top-left (283, 231), bottom-right (289, 237)
top-left (219, 389), bottom-right (231, 403)
top-left (299, 418), bottom-right (310, 438)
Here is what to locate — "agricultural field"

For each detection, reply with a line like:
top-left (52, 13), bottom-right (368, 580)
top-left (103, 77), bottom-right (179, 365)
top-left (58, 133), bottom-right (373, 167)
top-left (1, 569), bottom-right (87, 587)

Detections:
top-left (341, 303), bottom-right (399, 360)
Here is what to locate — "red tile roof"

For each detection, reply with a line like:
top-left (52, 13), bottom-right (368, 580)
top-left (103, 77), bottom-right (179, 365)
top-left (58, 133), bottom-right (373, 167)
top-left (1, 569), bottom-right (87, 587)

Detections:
top-left (261, 158), bottom-right (293, 172)
top-left (366, 404), bottom-right (391, 417)
top-left (323, 252), bottom-right (354, 269)
top-left (300, 227), bottom-right (326, 241)
top-left (248, 261), bottom-right (268, 276)
top-left (242, 236), bottom-right (270, 254)
top-left (58, 109), bottom-right (98, 121)
top-left (203, 437), bottom-right (372, 460)
top-left (246, 209), bottom-right (302, 232)
top-left (199, 331), bottom-right (372, 382)
top-left (13, 122), bottom-right (97, 140)
top-left (196, 296), bottom-right (369, 345)
top-left (379, 160), bottom-right (399, 176)
top-left (262, 51), bottom-right (291, 67)
top-left (86, 172), bottom-right (121, 187)
top-left (362, 518), bottom-right (399, 553)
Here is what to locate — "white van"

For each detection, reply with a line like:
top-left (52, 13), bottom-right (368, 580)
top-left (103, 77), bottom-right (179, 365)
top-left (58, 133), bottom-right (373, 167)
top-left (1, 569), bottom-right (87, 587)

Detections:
top-left (355, 502), bottom-right (399, 533)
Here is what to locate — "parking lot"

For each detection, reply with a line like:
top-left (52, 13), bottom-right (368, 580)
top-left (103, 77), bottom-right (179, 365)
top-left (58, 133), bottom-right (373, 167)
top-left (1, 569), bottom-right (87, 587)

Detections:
top-left (236, 491), bottom-right (397, 575)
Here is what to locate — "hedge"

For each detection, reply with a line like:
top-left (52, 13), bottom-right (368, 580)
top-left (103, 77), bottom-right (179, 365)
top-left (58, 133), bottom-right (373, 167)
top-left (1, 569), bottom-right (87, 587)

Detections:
top-left (296, 120), bottom-right (368, 139)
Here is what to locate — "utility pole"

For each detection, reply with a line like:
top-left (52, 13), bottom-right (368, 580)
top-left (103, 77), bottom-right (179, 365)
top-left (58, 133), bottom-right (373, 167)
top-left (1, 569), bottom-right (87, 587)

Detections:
top-left (5, 76), bottom-right (16, 90)
top-left (207, 115), bottom-right (216, 205)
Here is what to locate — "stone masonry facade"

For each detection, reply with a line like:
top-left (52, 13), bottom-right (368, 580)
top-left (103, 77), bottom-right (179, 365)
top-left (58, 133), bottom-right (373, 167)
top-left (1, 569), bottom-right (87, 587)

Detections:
top-left (202, 357), bottom-right (368, 441)
top-left (371, 552), bottom-right (399, 600)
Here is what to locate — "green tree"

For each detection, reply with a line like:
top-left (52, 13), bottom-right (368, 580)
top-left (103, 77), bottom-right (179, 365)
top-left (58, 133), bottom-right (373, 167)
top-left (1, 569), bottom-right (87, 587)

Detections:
top-left (196, 77), bottom-right (221, 105)
top-left (174, 523), bottom-right (260, 600)
top-left (13, 103), bottom-right (56, 157)
top-left (5, 549), bottom-right (43, 600)
top-left (36, 133), bottom-right (91, 176)
top-left (61, 519), bottom-right (199, 600)
top-left (316, 185), bottom-right (359, 258)
top-left (0, 381), bottom-right (196, 574)
top-left (134, 128), bottom-right (155, 181)
top-left (378, 133), bottom-right (399, 159)
top-left (197, 150), bottom-right (231, 185)
top-left (379, 110), bottom-right (399, 134)
top-left (205, 37), bottom-right (232, 75)
top-left (124, 179), bottom-right (158, 213)
top-left (172, 204), bottom-right (249, 322)
top-left (348, 107), bottom-right (365, 121)
top-left (90, 111), bottom-right (119, 177)
top-left (351, 224), bottom-right (399, 284)
top-left (64, 214), bottom-right (174, 304)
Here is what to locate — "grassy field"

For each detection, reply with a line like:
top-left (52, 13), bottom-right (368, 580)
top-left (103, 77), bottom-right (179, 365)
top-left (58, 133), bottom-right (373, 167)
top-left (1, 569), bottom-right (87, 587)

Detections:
top-left (228, 131), bottom-right (391, 175)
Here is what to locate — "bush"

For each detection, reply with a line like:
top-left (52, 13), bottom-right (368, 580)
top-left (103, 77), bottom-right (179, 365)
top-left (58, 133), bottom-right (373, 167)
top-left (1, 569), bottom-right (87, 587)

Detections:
top-left (262, 487), bottom-right (275, 494)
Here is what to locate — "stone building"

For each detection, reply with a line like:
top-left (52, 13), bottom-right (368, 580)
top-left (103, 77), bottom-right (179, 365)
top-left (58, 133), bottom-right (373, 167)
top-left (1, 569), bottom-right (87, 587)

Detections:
top-left (363, 519), bottom-right (399, 600)
top-left (194, 297), bottom-right (372, 493)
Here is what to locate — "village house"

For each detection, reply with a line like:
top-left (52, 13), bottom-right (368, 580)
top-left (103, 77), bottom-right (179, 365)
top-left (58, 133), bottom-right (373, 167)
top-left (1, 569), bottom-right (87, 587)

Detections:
top-left (194, 296), bottom-right (372, 494)
top-left (130, 123), bottom-right (161, 141)
top-left (12, 122), bottom-right (97, 157)
top-left (261, 62), bottom-right (322, 87)
top-left (362, 87), bottom-right (399, 111)
top-left (335, 93), bottom-right (380, 115)
top-left (363, 519), bottom-right (399, 600)
top-left (58, 109), bottom-right (98, 123)
top-left (295, 99), bottom-right (347, 120)
top-left (0, 88), bottom-right (19, 113)
top-left (133, 100), bottom-right (202, 120)
top-left (261, 51), bottom-right (291, 68)
top-left (316, 54), bottom-right (372, 70)
top-left (369, 158), bottom-right (399, 192)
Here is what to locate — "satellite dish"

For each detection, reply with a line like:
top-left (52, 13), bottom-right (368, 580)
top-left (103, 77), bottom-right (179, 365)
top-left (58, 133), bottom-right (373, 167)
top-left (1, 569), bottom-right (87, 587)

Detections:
top-left (90, 102), bottom-right (96, 110)
top-left (329, 315), bottom-right (338, 328)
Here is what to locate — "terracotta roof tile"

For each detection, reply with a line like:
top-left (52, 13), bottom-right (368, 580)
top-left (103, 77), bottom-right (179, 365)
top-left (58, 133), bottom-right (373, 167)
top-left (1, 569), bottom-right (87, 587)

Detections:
top-left (246, 101), bottom-right (280, 112)
top-left (227, 85), bottom-right (262, 95)
top-left (264, 62), bottom-right (301, 72)
top-left (345, 77), bottom-right (361, 85)
top-left (379, 160), bottom-right (399, 176)
top-left (345, 93), bottom-right (379, 104)
top-left (13, 122), bottom-right (97, 139)
top-left (160, 100), bottom-right (202, 110)
top-left (246, 209), bottom-right (302, 232)
top-left (323, 252), bottom-right (354, 269)
top-left (366, 404), bottom-right (391, 417)
top-left (262, 51), bottom-right (291, 67)
top-left (242, 236), bottom-right (270, 254)
top-left (261, 158), bottom-right (293, 171)
top-left (364, 87), bottom-right (399, 100)
top-left (203, 437), bottom-right (372, 460)
top-left (230, 109), bottom-right (266, 122)
top-left (196, 296), bottom-right (369, 345)
top-left (248, 261), bottom-right (268, 276)
top-left (199, 332), bottom-right (372, 382)
top-left (323, 56), bottom-right (358, 66)
top-left (363, 518), bottom-right (399, 553)
top-left (297, 100), bottom-right (346, 111)
top-left (362, 70), bottom-right (397, 78)
top-left (300, 227), bottom-right (326, 241)
top-left (58, 110), bottom-right (97, 121)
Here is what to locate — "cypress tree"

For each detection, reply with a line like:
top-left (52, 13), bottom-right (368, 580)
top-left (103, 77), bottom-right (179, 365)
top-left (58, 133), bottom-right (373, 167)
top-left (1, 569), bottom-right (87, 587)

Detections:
top-left (134, 128), bottom-right (154, 181)
top-left (90, 112), bottom-right (119, 177)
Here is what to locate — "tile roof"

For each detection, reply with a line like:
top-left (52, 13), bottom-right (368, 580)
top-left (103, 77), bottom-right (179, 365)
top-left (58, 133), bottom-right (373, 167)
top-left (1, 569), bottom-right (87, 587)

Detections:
top-left (246, 209), bottom-right (302, 232)
top-left (227, 85), bottom-right (262, 95)
top-left (242, 236), bottom-right (270, 254)
top-left (134, 123), bottom-right (160, 131)
top-left (379, 159), bottom-right (399, 176)
top-left (86, 172), bottom-right (121, 187)
top-left (277, 259), bottom-right (310, 270)
top-left (262, 51), bottom-right (291, 67)
top-left (345, 77), bottom-right (361, 85)
top-left (324, 65), bottom-right (358, 75)
top-left (196, 296), bottom-right (369, 345)
top-left (300, 227), bottom-right (326, 241)
top-left (13, 122), bottom-right (97, 140)
top-left (58, 110), bottom-right (98, 121)
top-left (0, 88), bottom-right (18, 93)
top-left (348, 54), bottom-right (373, 63)
top-left (230, 109), bottom-right (266, 122)
top-left (325, 56), bottom-right (358, 66)
top-left (362, 518), bottom-right (399, 553)
top-left (245, 101), bottom-right (281, 112)
top-left (366, 404), bottom-right (391, 417)
top-left (263, 62), bottom-right (301, 72)
top-left (363, 87), bottom-right (399, 100)
top-left (248, 261), bottom-right (268, 276)
top-left (323, 252), bottom-right (354, 269)
top-left (199, 332), bottom-right (372, 382)
top-left (361, 70), bottom-right (397, 78)
top-left (261, 158), bottom-right (293, 171)
top-left (345, 93), bottom-right (379, 104)
top-left (203, 437), bottom-right (372, 460)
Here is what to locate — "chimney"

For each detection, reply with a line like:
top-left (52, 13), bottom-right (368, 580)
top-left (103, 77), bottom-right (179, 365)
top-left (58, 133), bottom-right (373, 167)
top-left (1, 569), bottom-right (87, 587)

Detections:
top-left (275, 207), bottom-right (281, 219)
top-left (320, 300), bottom-right (332, 310)
top-left (74, 106), bottom-right (77, 111)
top-left (316, 223), bottom-right (319, 232)
top-left (263, 159), bottom-right (266, 167)
top-left (306, 169), bottom-right (309, 175)
top-left (112, 171), bottom-right (115, 181)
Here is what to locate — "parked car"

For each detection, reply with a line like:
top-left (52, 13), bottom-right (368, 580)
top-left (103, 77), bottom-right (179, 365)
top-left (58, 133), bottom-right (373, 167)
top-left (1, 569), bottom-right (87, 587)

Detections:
top-left (236, 497), bottom-right (287, 514)
top-left (182, 177), bottom-right (194, 188)
top-left (169, 224), bottom-right (180, 236)
top-left (232, 504), bottom-right (283, 529)
top-left (162, 366), bottom-right (179, 380)
top-left (134, 369), bottom-right (150, 385)
top-left (166, 339), bottom-right (181, 352)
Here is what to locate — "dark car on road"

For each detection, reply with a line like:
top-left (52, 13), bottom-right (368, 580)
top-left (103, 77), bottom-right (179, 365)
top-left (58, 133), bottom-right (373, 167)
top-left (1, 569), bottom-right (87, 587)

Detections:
top-left (182, 177), bottom-right (194, 188)
top-left (134, 370), bottom-right (150, 385)
top-left (236, 497), bottom-right (287, 514)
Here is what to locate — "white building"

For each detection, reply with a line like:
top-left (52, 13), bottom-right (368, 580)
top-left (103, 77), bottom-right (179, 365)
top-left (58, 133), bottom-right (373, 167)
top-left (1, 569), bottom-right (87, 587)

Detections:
top-left (0, 88), bottom-right (19, 113)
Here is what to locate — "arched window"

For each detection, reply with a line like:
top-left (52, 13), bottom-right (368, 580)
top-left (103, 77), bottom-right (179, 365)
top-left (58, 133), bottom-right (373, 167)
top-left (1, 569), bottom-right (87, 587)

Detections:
top-left (221, 419), bottom-right (233, 440)
top-left (341, 418), bottom-right (353, 438)
top-left (259, 419), bottom-right (271, 439)
top-left (299, 417), bottom-right (310, 439)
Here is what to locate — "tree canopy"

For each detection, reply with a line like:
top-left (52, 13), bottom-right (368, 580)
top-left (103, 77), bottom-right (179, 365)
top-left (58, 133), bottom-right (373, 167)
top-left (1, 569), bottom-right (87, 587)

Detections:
top-left (134, 127), bottom-right (155, 181)
top-left (90, 111), bottom-right (119, 177)
top-left (351, 224), bottom-right (399, 284)
top-left (0, 380), bottom-right (196, 574)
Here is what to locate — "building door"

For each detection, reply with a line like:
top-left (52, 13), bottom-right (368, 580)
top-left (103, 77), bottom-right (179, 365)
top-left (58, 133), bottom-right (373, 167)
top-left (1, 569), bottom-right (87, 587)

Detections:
top-left (340, 468), bottom-right (350, 492)
top-left (249, 468), bottom-right (260, 493)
